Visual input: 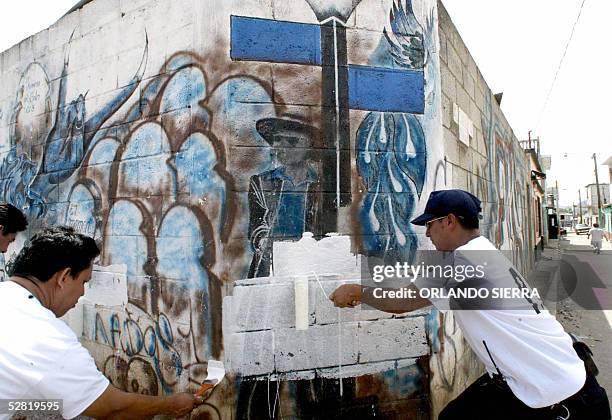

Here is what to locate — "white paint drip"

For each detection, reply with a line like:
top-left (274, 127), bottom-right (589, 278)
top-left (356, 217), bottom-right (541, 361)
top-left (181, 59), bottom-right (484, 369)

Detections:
top-left (369, 182), bottom-right (381, 232)
top-left (338, 307), bottom-right (343, 397)
top-left (387, 157), bottom-right (403, 192)
top-left (379, 114), bottom-right (387, 144)
top-left (364, 122), bottom-right (375, 164)
top-left (387, 195), bottom-right (406, 246)
top-left (333, 18), bottom-right (341, 208)
top-left (402, 114), bottom-right (417, 158)
top-left (311, 272), bottom-right (342, 396)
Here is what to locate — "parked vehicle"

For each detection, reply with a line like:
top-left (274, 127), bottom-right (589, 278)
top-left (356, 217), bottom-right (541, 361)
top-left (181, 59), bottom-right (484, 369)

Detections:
top-left (574, 223), bottom-right (590, 235)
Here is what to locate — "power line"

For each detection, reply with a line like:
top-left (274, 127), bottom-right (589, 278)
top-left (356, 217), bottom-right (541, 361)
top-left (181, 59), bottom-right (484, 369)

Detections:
top-left (534, 0), bottom-right (587, 130)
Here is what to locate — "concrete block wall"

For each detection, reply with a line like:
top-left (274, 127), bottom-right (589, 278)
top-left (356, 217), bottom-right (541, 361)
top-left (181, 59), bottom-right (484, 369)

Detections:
top-left (0, 0), bottom-right (539, 417)
top-left (437, 2), bottom-right (534, 275)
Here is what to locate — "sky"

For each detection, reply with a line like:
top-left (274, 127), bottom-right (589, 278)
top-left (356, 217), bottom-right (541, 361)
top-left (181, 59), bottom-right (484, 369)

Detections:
top-left (0, 0), bottom-right (610, 206)
top-left (442, 0), bottom-right (611, 206)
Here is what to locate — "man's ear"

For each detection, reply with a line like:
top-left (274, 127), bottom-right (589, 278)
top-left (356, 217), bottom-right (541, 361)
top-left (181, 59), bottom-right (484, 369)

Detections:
top-left (0, 225), bottom-right (4, 235)
top-left (447, 214), bottom-right (460, 227)
top-left (56, 268), bottom-right (72, 288)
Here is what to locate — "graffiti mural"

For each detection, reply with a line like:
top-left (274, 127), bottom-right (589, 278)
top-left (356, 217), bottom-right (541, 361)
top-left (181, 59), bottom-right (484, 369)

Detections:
top-left (355, 0), bottom-right (429, 265)
top-left (480, 94), bottom-right (531, 272)
top-left (0, 0), bottom-right (495, 417)
top-left (247, 114), bottom-right (323, 277)
top-left (0, 32), bottom-right (148, 217)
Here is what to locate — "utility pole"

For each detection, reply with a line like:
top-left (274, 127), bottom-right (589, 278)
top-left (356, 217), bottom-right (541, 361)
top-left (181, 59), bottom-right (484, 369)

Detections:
top-left (593, 153), bottom-right (602, 224)
top-left (578, 189), bottom-right (583, 224)
top-left (572, 203), bottom-right (576, 226)
top-left (555, 180), bottom-right (560, 237)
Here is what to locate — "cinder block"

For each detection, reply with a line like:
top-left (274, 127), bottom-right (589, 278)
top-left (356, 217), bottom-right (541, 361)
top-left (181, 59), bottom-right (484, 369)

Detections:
top-left (358, 317), bottom-right (428, 363)
top-left (438, 29), bottom-right (447, 64)
top-left (347, 28), bottom-right (386, 68)
top-left (317, 360), bottom-right (397, 379)
top-left (271, 63), bottom-right (321, 106)
top-left (229, 282), bottom-right (313, 331)
top-left (440, 62), bottom-right (456, 102)
top-left (456, 85), bottom-right (470, 118)
top-left (48, 12), bottom-right (81, 52)
top-left (273, 0), bottom-right (333, 25)
top-left (226, 330), bottom-right (275, 376)
top-left (79, 0), bottom-right (121, 36)
top-left (463, 72), bottom-right (475, 99)
top-left (275, 323), bottom-right (358, 372)
top-left (446, 44), bottom-right (462, 81)
top-left (312, 278), bottom-right (358, 325)
top-left (443, 126), bottom-right (459, 165)
top-left (441, 93), bottom-right (452, 129)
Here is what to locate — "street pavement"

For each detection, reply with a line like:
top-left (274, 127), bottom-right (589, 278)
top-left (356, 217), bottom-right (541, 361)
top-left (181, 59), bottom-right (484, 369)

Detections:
top-left (528, 231), bottom-right (612, 411)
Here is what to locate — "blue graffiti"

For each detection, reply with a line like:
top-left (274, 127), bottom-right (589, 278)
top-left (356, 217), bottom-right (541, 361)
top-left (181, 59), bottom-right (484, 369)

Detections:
top-left (30, 35), bottom-right (147, 215)
top-left (356, 0), bottom-right (428, 264)
top-left (356, 112), bottom-right (426, 263)
top-left (383, 0), bottom-right (426, 69)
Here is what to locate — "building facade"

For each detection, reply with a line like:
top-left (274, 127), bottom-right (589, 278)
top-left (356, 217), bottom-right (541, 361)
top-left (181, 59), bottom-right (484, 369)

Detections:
top-left (0, 0), bottom-right (539, 417)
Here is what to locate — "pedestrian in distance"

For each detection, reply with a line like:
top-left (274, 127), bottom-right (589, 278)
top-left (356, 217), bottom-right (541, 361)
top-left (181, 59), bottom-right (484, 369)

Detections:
top-left (589, 223), bottom-right (608, 254)
top-left (330, 189), bottom-right (610, 419)
top-left (0, 226), bottom-right (204, 419)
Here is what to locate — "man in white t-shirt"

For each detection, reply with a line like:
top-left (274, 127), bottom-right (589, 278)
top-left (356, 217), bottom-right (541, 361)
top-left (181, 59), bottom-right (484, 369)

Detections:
top-left (0, 226), bottom-right (204, 419)
top-left (331, 190), bottom-right (610, 419)
top-left (589, 223), bottom-right (609, 254)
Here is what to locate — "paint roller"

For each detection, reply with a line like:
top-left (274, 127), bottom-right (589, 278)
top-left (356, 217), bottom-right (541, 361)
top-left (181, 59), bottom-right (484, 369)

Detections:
top-left (195, 360), bottom-right (225, 397)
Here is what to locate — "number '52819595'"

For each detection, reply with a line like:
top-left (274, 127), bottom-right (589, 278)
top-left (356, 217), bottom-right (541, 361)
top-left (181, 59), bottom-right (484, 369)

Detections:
top-left (4, 399), bottom-right (61, 412)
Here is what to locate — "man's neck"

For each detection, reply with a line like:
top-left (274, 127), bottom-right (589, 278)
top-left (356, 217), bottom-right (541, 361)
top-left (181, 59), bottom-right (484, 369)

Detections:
top-left (10, 276), bottom-right (51, 310)
top-left (452, 229), bottom-right (481, 250)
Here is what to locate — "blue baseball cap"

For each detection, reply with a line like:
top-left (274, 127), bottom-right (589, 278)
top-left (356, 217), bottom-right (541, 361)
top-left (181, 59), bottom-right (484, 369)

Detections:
top-left (411, 189), bottom-right (482, 226)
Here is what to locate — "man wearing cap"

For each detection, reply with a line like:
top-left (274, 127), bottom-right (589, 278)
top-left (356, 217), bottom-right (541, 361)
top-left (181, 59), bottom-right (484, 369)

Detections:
top-left (331, 189), bottom-right (610, 419)
top-left (247, 114), bottom-right (322, 278)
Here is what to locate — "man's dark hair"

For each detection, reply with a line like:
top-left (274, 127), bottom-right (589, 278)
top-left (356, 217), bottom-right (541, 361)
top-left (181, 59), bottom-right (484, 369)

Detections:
top-left (455, 214), bottom-right (480, 230)
top-left (593, 223), bottom-right (599, 228)
top-left (7, 226), bottom-right (99, 282)
top-left (0, 202), bottom-right (28, 234)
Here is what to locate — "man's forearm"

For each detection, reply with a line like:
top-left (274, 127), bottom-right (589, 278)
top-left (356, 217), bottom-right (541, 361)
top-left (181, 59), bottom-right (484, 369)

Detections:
top-left (83, 385), bottom-right (193, 419)
top-left (360, 285), bottom-right (431, 314)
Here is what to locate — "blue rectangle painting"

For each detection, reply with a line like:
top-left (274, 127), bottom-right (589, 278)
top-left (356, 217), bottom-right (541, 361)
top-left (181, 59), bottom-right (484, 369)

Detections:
top-left (348, 65), bottom-right (424, 114)
top-left (231, 16), bottom-right (322, 65)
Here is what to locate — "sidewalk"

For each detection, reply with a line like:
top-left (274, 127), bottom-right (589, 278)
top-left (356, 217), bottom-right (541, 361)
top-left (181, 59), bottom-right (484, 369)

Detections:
top-left (527, 233), bottom-right (612, 412)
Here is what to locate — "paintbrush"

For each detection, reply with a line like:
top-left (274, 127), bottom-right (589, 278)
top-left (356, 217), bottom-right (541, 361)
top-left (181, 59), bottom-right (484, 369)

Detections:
top-left (195, 360), bottom-right (225, 397)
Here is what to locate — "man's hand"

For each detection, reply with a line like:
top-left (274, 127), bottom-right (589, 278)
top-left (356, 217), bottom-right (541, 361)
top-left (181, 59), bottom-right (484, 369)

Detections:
top-left (166, 393), bottom-right (204, 417)
top-left (330, 283), bottom-right (362, 308)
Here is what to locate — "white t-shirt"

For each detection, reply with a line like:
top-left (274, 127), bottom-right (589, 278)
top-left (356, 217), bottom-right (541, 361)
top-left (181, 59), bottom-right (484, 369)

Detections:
top-left (590, 228), bottom-right (605, 242)
top-left (0, 281), bottom-right (109, 419)
top-left (420, 236), bottom-right (586, 408)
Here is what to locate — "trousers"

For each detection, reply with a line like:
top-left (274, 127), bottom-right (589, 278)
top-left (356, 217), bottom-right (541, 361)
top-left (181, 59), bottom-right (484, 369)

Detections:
top-left (439, 372), bottom-right (610, 420)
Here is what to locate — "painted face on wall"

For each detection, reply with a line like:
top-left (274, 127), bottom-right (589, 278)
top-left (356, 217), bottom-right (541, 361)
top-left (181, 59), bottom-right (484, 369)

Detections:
top-left (270, 134), bottom-right (311, 166)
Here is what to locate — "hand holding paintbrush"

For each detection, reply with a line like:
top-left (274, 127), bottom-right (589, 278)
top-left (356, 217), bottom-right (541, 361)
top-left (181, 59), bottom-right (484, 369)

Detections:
top-left (195, 360), bottom-right (225, 398)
